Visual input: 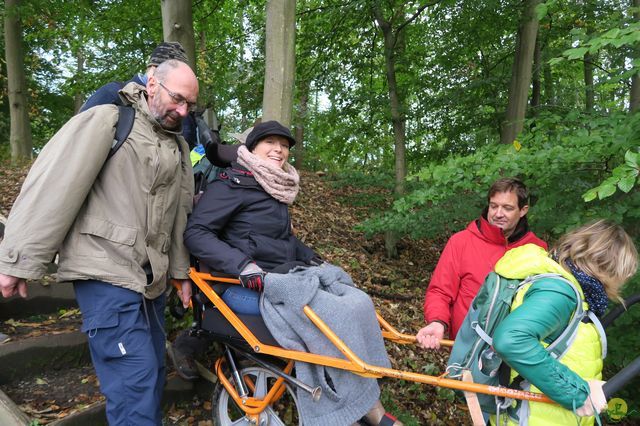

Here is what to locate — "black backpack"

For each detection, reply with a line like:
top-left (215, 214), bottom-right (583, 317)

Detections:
top-left (108, 105), bottom-right (136, 159)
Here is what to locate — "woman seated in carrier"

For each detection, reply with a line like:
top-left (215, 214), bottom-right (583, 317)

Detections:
top-left (183, 121), bottom-right (402, 426)
top-left (488, 220), bottom-right (637, 425)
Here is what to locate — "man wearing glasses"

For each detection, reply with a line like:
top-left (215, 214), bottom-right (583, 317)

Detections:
top-left (0, 59), bottom-right (198, 425)
top-left (80, 41), bottom-right (205, 150)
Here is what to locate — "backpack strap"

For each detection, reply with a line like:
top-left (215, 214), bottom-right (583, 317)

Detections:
top-left (525, 273), bottom-right (590, 361)
top-left (108, 105), bottom-right (135, 160)
top-left (587, 310), bottom-right (607, 359)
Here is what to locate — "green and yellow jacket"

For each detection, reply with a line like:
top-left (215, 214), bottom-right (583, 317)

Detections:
top-left (491, 244), bottom-right (602, 426)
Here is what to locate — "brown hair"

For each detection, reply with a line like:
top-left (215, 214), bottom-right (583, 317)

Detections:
top-left (488, 177), bottom-right (529, 208)
top-left (553, 219), bottom-right (638, 299)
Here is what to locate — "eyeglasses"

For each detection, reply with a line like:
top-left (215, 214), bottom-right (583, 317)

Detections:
top-left (157, 81), bottom-right (197, 112)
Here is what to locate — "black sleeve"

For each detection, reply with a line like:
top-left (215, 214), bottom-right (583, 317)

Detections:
top-left (79, 82), bottom-right (125, 112)
top-left (294, 236), bottom-right (318, 263)
top-left (181, 114), bottom-right (198, 150)
top-left (183, 181), bottom-right (252, 275)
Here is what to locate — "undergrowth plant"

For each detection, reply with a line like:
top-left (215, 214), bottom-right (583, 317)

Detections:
top-left (357, 108), bottom-right (640, 416)
top-left (360, 109), bottom-right (640, 240)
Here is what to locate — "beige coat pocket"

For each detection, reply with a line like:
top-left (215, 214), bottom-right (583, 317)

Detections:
top-left (77, 216), bottom-right (137, 266)
top-left (79, 216), bottom-right (137, 246)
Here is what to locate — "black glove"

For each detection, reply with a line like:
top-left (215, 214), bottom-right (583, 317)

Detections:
top-left (239, 262), bottom-right (266, 292)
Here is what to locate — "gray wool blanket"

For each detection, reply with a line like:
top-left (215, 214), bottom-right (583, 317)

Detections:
top-left (260, 264), bottom-right (391, 426)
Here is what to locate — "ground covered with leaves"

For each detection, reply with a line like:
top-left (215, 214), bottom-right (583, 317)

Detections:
top-left (0, 161), bottom-right (465, 425)
top-left (293, 171), bottom-right (466, 425)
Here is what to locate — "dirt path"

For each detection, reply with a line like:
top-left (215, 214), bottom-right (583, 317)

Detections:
top-left (0, 164), bottom-right (466, 425)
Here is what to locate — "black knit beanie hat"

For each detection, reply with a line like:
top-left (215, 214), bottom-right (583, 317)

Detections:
top-left (147, 42), bottom-right (189, 67)
top-left (244, 121), bottom-right (297, 152)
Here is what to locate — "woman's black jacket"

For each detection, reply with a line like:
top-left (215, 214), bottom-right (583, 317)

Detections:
top-left (183, 164), bottom-right (317, 274)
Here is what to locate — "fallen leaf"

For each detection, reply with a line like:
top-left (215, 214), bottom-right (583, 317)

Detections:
top-left (59, 308), bottom-right (80, 319)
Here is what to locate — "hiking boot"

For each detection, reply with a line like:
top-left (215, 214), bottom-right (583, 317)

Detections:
top-left (167, 343), bottom-right (199, 381)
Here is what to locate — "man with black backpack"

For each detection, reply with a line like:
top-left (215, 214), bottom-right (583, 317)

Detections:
top-left (416, 178), bottom-right (547, 349)
top-left (81, 41), bottom-right (221, 152)
top-left (0, 59), bottom-right (198, 425)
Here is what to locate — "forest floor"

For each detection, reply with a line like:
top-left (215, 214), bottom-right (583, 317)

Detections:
top-left (0, 160), bottom-right (466, 425)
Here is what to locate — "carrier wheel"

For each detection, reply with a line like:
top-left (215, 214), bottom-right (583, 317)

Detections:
top-left (212, 365), bottom-right (302, 426)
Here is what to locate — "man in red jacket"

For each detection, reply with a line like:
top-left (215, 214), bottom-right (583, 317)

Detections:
top-left (416, 177), bottom-right (547, 349)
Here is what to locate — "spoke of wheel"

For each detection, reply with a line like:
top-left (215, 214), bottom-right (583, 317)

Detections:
top-left (219, 389), bottom-right (252, 426)
top-left (252, 370), bottom-right (269, 398)
top-left (262, 407), bottom-right (287, 426)
top-left (230, 417), bottom-right (253, 426)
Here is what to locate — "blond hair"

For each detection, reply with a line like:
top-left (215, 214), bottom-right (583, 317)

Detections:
top-left (553, 219), bottom-right (638, 299)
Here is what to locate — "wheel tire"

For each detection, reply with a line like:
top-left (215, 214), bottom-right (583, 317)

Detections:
top-left (212, 365), bottom-right (302, 426)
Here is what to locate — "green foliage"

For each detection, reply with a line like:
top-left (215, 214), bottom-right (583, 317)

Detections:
top-left (551, 22), bottom-right (640, 65)
top-left (436, 387), bottom-right (456, 403)
top-left (360, 109), bottom-right (640, 240)
top-left (379, 386), bottom-right (421, 426)
top-left (584, 149), bottom-right (640, 202)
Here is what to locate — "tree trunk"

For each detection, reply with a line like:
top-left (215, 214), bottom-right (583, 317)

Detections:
top-left (293, 80), bottom-right (309, 168)
top-left (543, 46), bottom-right (554, 105)
top-left (584, 51), bottom-right (594, 112)
top-left (161, 0), bottom-right (197, 71)
top-left (74, 49), bottom-right (85, 114)
top-left (383, 41), bottom-right (407, 199)
top-left (530, 38), bottom-right (541, 111)
top-left (4, 0), bottom-right (33, 162)
top-left (373, 6), bottom-right (408, 259)
top-left (500, 0), bottom-right (541, 144)
top-left (262, 0), bottom-right (296, 127)
top-left (631, 0), bottom-right (640, 112)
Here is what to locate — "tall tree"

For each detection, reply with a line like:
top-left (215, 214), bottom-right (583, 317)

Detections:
top-left (263, 0), bottom-right (296, 127)
top-left (584, 50), bottom-right (595, 112)
top-left (583, 2), bottom-right (596, 112)
top-left (372, 1), bottom-right (430, 257)
top-left (74, 49), bottom-right (85, 114)
top-left (631, 0), bottom-right (640, 112)
top-left (530, 38), bottom-right (541, 111)
top-left (500, 0), bottom-right (541, 144)
top-left (4, 0), bottom-right (32, 161)
top-left (161, 0), bottom-right (197, 71)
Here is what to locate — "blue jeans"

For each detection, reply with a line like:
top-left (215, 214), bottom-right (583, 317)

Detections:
top-left (74, 280), bottom-right (166, 426)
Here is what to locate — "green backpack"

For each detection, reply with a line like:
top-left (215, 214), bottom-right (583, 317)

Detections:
top-left (446, 272), bottom-right (605, 414)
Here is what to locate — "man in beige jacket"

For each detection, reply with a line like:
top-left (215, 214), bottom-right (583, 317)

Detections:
top-left (0, 59), bottom-right (197, 426)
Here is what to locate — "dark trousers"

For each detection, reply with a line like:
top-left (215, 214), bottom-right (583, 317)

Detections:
top-left (74, 280), bottom-right (166, 426)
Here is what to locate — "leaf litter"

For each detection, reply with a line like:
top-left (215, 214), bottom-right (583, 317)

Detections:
top-left (1, 163), bottom-right (468, 424)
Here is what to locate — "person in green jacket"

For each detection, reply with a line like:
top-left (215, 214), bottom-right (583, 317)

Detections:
top-left (490, 220), bottom-right (637, 426)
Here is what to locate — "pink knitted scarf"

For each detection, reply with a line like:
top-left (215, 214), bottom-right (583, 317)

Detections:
top-left (237, 145), bottom-right (300, 205)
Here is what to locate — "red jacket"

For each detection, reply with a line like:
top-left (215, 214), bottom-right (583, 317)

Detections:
top-left (423, 216), bottom-right (547, 339)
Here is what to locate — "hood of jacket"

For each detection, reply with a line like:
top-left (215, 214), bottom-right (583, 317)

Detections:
top-left (495, 244), bottom-right (579, 286)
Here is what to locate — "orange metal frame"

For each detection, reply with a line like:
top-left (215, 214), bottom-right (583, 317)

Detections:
top-left (214, 356), bottom-right (295, 422)
top-left (189, 268), bottom-right (553, 418)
